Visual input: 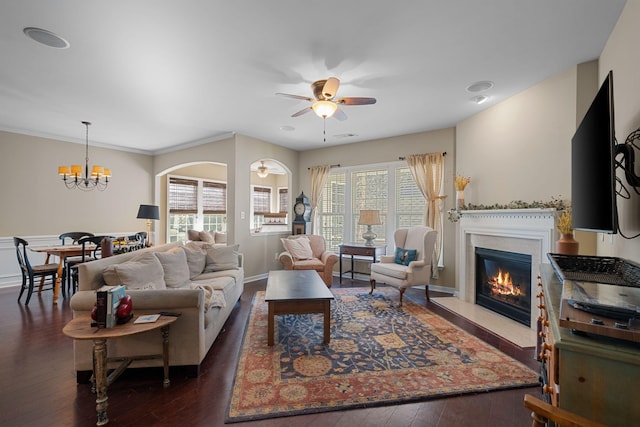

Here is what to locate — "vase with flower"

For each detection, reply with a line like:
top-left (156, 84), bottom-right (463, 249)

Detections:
top-left (556, 209), bottom-right (579, 255)
top-left (454, 175), bottom-right (471, 209)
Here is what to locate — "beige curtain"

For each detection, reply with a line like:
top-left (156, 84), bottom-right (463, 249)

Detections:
top-left (407, 153), bottom-right (445, 278)
top-left (309, 165), bottom-right (331, 234)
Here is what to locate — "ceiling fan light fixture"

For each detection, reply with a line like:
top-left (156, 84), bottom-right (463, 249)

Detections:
top-left (312, 100), bottom-right (337, 118)
top-left (257, 161), bottom-right (269, 178)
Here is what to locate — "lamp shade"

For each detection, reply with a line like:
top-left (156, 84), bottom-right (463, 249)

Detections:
top-left (136, 204), bottom-right (160, 220)
top-left (358, 210), bottom-right (381, 225)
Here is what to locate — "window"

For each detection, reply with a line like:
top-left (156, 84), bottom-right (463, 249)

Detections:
top-left (319, 172), bottom-right (345, 251)
top-left (396, 167), bottom-right (426, 228)
top-left (168, 176), bottom-right (226, 242)
top-left (252, 186), bottom-right (271, 230)
top-left (351, 169), bottom-right (388, 246)
top-left (318, 163), bottom-right (428, 252)
top-left (279, 188), bottom-right (288, 213)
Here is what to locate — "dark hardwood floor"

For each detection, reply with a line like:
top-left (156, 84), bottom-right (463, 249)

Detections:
top-left (0, 277), bottom-right (542, 427)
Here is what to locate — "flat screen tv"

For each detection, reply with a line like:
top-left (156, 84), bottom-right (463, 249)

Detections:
top-left (571, 70), bottom-right (618, 234)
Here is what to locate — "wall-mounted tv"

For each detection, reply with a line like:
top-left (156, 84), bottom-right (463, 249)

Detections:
top-left (571, 70), bottom-right (618, 234)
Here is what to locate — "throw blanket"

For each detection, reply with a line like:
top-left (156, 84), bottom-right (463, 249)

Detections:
top-left (189, 283), bottom-right (226, 311)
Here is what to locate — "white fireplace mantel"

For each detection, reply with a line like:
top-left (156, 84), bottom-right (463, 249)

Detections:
top-left (455, 208), bottom-right (558, 329)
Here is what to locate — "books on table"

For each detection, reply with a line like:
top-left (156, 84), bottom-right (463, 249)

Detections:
top-left (96, 285), bottom-right (126, 328)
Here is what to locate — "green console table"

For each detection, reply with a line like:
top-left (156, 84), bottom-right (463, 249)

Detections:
top-left (538, 263), bottom-right (640, 426)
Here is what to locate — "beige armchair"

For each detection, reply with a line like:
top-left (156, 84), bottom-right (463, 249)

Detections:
top-left (279, 234), bottom-right (339, 287)
top-left (370, 225), bottom-right (437, 305)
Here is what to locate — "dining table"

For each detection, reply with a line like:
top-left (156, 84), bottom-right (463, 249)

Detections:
top-left (31, 244), bottom-right (95, 304)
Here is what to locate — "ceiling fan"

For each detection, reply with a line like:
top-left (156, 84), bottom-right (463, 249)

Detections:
top-left (276, 77), bottom-right (376, 121)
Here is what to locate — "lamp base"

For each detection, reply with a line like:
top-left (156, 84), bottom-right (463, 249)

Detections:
top-left (146, 220), bottom-right (152, 247)
top-left (362, 226), bottom-right (377, 246)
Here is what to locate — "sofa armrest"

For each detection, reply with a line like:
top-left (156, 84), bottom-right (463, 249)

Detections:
top-left (279, 251), bottom-right (294, 269)
top-left (70, 288), bottom-right (204, 312)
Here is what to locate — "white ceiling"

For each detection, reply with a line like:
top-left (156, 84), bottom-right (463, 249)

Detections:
top-left (0, 0), bottom-right (626, 154)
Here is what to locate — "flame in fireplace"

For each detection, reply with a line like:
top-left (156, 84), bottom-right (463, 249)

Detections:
top-left (487, 268), bottom-right (522, 297)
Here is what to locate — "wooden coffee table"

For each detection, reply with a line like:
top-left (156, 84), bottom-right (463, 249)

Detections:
top-left (265, 270), bottom-right (334, 346)
top-left (63, 314), bottom-right (177, 426)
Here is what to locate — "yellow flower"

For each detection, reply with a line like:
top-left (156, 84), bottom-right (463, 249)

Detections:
top-left (454, 175), bottom-right (471, 191)
top-left (557, 209), bottom-right (573, 234)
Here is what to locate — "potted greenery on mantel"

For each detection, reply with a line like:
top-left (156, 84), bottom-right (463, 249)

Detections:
top-left (447, 197), bottom-right (570, 223)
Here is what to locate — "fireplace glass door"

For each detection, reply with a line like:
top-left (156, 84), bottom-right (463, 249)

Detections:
top-left (475, 247), bottom-right (531, 326)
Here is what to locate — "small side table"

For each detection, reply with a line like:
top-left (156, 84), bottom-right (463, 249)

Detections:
top-left (339, 243), bottom-right (386, 283)
top-left (63, 314), bottom-right (177, 426)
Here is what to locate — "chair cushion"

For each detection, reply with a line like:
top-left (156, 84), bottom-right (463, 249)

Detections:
top-left (199, 230), bottom-right (216, 243)
top-left (187, 229), bottom-right (201, 241)
top-left (281, 236), bottom-right (313, 260)
top-left (203, 244), bottom-right (240, 272)
top-left (371, 262), bottom-right (409, 280)
top-left (394, 247), bottom-right (417, 266)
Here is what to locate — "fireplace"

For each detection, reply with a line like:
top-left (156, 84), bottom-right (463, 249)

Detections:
top-left (456, 208), bottom-right (556, 331)
top-left (475, 247), bottom-right (532, 327)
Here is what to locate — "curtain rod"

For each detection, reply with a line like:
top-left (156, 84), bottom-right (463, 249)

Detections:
top-left (307, 163), bottom-right (341, 170)
top-left (398, 152), bottom-right (447, 161)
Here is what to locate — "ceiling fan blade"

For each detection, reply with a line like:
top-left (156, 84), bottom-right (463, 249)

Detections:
top-left (333, 108), bottom-right (347, 121)
top-left (336, 97), bottom-right (377, 106)
top-left (276, 92), bottom-right (314, 102)
top-left (322, 77), bottom-right (340, 99)
top-left (291, 106), bottom-right (312, 117)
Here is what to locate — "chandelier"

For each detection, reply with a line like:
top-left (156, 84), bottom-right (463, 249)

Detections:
top-left (58, 121), bottom-right (111, 191)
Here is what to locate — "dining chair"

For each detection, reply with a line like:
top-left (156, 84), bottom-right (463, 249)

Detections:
top-left (13, 237), bottom-right (59, 305)
top-left (69, 235), bottom-right (113, 295)
top-left (59, 231), bottom-right (94, 292)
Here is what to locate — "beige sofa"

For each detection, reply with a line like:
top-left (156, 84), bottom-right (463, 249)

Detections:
top-left (69, 241), bottom-right (243, 381)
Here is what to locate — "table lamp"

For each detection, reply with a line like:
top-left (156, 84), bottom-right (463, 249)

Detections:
top-left (136, 204), bottom-right (160, 246)
top-left (358, 210), bottom-right (381, 246)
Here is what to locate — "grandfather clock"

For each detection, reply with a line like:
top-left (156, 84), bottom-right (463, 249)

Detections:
top-left (292, 192), bottom-right (311, 234)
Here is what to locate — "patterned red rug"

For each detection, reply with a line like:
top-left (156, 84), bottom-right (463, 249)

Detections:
top-left (226, 287), bottom-right (539, 423)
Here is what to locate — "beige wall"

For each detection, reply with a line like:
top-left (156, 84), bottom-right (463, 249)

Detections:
top-left (153, 133), bottom-right (299, 280)
top-left (298, 128), bottom-right (457, 290)
top-left (456, 66), bottom-right (577, 205)
top-left (456, 63), bottom-right (600, 256)
top-left (0, 130), bottom-right (153, 236)
top-left (599, 0), bottom-right (640, 261)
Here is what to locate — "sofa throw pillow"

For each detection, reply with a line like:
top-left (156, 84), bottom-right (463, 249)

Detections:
top-left (182, 244), bottom-right (207, 279)
top-left (187, 229), bottom-right (201, 241)
top-left (199, 230), bottom-right (216, 243)
top-left (281, 236), bottom-right (313, 260)
top-left (394, 247), bottom-right (417, 266)
top-left (214, 232), bottom-right (227, 244)
top-left (155, 248), bottom-right (190, 288)
top-left (204, 244), bottom-right (240, 272)
top-left (102, 252), bottom-right (167, 290)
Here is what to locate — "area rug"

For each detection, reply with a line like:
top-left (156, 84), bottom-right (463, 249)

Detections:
top-left (226, 287), bottom-right (539, 423)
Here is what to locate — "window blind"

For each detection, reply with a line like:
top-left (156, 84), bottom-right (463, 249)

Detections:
top-left (203, 181), bottom-right (226, 214)
top-left (169, 177), bottom-right (198, 214)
